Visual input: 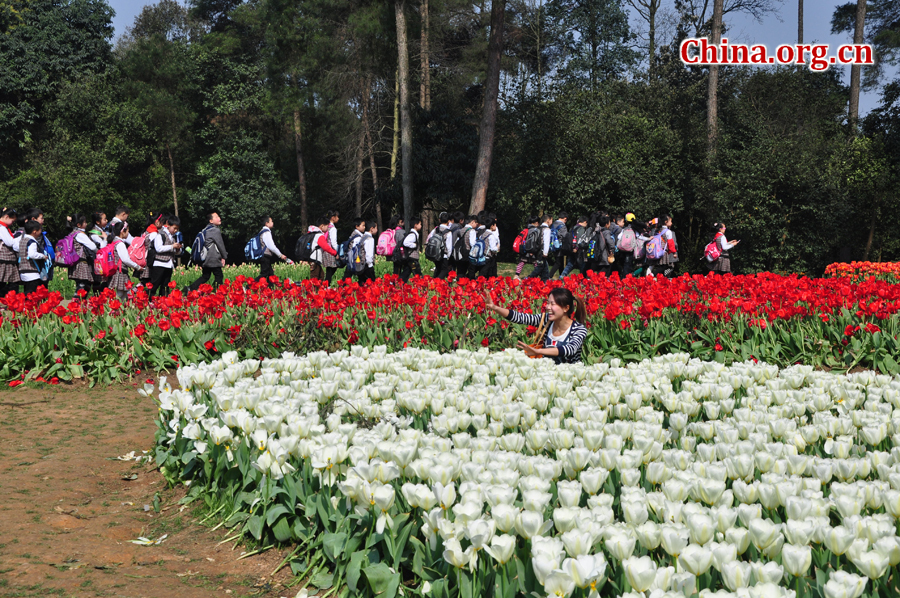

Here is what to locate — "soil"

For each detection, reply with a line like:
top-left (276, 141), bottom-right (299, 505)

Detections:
top-left (0, 380), bottom-right (299, 598)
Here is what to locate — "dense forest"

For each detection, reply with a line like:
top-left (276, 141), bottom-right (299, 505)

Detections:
top-left (0, 0), bottom-right (898, 274)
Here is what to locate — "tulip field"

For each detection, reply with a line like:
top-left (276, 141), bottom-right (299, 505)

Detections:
top-left (152, 346), bottom-right (900, 598)
top-left (2, 269), bottom-right (899, 385)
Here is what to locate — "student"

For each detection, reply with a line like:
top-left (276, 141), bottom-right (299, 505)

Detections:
top-left (595, 215), bottom-right (616, 277)
top-left (448, 211), bottom-right (465, 274)
top-left (358, 221), bottom-right (377, 284)
top-left (187, 212), bottom-right (228, 292)
top-left (476, 217), bottom-right (499, 278)
top-left (387, 216), bottom-right (405, 277)
top-left (108, 206), bottom-right (134, 245)
top-left (150, 215), bottom-right (183, 297)
top-left (560, 216), bottom-right (589, 277)
top-left (646, 214), bottom-right (677, 278)
top-left (307, 216), bottom-right (339, 280)
top-left (18, 221), bottom-right (48, 295)
top-left (487, 212), bottom-right (500, 277)
top-left (0, 208), bottom-right (21, 296)
top-left (139, 212), bottom-right (165, 287)
top-left (342, 218), bottom-right (366, 281)
top-left (399, 218), bottom-right (422, 282)
top-left (616, 213), bottom-right (637, 277)
top-left (256, 216), bottom-right (292, 282)
top-left (547, 212), bottom-right (569, 279)
top-left (431, 212), bottom-right (453, 279)
top-left (108, 222), bottom-right (141, 300)
top-left (526, 214), bottom-right (553, 281)
top-left (610, 214), bottom-right (624, 243)
top-left (483, 287), bottom-right (587, 364)
top-left (321, 210), bottom-right (341, 282)
top-left (89, 212), bottom-right (109, 248)
top-left (514, 216), bottom-right (540, 279)
top-left (68, 213), bottom-right (99, 295)
top-left (709, 222), bottom-right (739, 275)
top-left (452, 215), bottom-right (477, 277)
top-left (466, 216), bottom-right (488, 279)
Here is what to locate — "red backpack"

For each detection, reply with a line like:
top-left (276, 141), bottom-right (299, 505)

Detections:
top-left (512, 229), bottom-right (528, 254)
top-left (94, 240), bottom-right (122, 276)
top-left (704, 233), bottom-right (723, 263)
top-left (128, 233), bottom-right (149, 268)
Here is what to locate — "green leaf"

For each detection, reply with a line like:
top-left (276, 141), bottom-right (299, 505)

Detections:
top-left (310, 570), bottom-right (334, 590)
top-left (347, 550), bottom-right (368, 592)
top-left (271, 515), bottom-right (293, 542)
top-left (265, 504), bottom-right (291, 526)
top-left (323, 532), bottom-right (348, 563)
top-left (363, 562), bottom-right (399, 598)
top-left (246, 514), bottom-right (264, 540)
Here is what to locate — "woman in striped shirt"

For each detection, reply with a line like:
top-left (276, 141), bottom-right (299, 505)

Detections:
top-left (483, 287), bottom-right (588, 364)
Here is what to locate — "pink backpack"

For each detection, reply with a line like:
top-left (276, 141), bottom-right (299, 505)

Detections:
top-left (704, 233), bottom-right (723, 263)
top-left (54, 232), bottom-right (79, 267)
top-left (128, 233), bottom-right (149, 268)
top-left (376, 228), bottom-right (398, 256)
top-left (94, 241), bottom-right (122, 276)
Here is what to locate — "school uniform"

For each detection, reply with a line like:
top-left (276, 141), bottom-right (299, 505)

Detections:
top-left (18, 235), bottom-right (48, 295)
top-left (139, 229), bottom-right (155, 283)
top-left (526, 224), bottom-right (552, 281)
top-left (358, 232), bottom-right (376, 284)
top-left (505, 310), bottom-right (588, 365)
top-left (69, 229), bottom-right (97, 294)
top-left (0, 223), bottom-right (20, 295)
top-left (187, 224), bottom-right (228, 291)
top-left (256, 226), bottom-right (284, 282)
top-left (342, 230), bottom-right (364, 281)
top-left (710, 234), bottom-right (734, 274)
top-left (150, 227), bottom-right (180, 296)
top-left (477, 229), bottom-right (499, 278)
top-left (307, 227), bottom-right (337, 280)
top-left (547, 220), bottom-right (569, 279)
top-left (108, 217), bottom-right (134, 245)
top-left (399, 230), bottom-right (421, 282)
top-left (595, 227), bottom-right (616, 277)
top-left (466, 226), bottom-right (486, 279)
top-left (88, 227), bottom-right (109, 291)
top-left (109, 240), bottom-right (140, 299)
top-left (321, 223), bottom-right (340, 281)
top-left (646, 226), bottom-right (677, 278)
top-left (432, 224), bottom-right (454, 279)
top-left (390, 227), bottom-right (405, 276)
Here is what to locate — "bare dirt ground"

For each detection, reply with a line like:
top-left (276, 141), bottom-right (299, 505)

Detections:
top-left (0, 380), bottom-right (298, 598)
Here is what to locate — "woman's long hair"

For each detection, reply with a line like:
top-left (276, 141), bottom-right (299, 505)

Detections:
top-left (550, 287), bottom-right (586, 324)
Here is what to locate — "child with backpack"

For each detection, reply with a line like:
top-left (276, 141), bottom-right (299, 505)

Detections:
top-left (399, 218), bottom-right (422, 282)
top-left (296, 216), bottom-right (338, 280)
top-left (645, 214), bottom-right (678, 278)
top-left (150, 215), bottom-right (183, 297)
top-left (450, 214), bottom-right (477, 277)
top-left (251, 216), bottom-right (292, 283)
top-left (18, 221), bottom-right (49, 295)
top-left (707, 222), bottom-right (739, 275)
top-left (469, 216), bottom-right (498, 278)
top-left (66, 213), bottom-right (100, 296)
top-left (547, 212), bottom-right (569, 279)
top-left (186, 212), bottom-right (228, 292)
top-left (358, 221), bottom-right (378, 284)
top-left (341, 218), bottom-right (366, 281)
top-left (592, 214), bottom-right (617, 277)
top-left (321, 210), bottom-right (341, 282)
top-left (0, 208), bottom-right (20, 296)
top-left (526, 214), bottom-right (553, 281)
top-left (108, 221), bottom-right (142, 300)
top-left (384, 216), bottom-right (405, 277)
top-left (107, 206), bottom-right (134, 245)
top-left (136, 212), bottom-right (165, 288)
top-left (426, 212), bottom-right (453, 279)
top-left (615, 213), bottom-right (638, 277)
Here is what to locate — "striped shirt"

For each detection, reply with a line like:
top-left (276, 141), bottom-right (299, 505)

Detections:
top-left (506, 310), bottom-right (587, 364)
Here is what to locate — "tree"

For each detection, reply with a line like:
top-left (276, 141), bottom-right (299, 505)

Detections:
top-left (707, 0), bottom-right (723, 156)
top-left (396, 0), bottom-right (414, 225)
top-left (848, 0), bottom-right (867, 132)
top-left (469, 0), bottom-right (507, 215)
top-left (832, 0), bottom-right (900, 89)
top-left (627, 0), bottom-right (663, 78)
top-left (797, 0), bottom-right (802, 43)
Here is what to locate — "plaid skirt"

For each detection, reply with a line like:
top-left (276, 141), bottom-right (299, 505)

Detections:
top-left (70, 260), bottom-right (94, 282)
top-left (659, 251), bottom-right (679, 266)
top-left (321, 248), bottom-right (338, 268)
top-left (0, 261), bottom-right (19, 283)
top-left (711, 256), bottom-right (731, 273)
top-left (109, 270), bottom-right (133, 291)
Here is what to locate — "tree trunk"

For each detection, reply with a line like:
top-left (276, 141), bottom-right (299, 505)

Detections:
top-left (648, 0), bottom-right (657, 79)
top-left (420, 0), bottom-right (430, 110)
top-left (362, 78), bottom-right (382, 231)
top-left (589, 4), bottom-right (597, 90)
top-left (468, 0), bottom-right (506, 215)
top-left (166, 142), bottom-right (179, 217)
top-left (355, 124), bottom-right (364, 218)
top-left (536, 0), bottom-right (542, 99)
top-left (391, 70), bottom-right (400, 181)
top-left (396, 0), bottom-right (414, 226)
top-left (848, 0), bottom-right (866, 132)
top-left (863, 197), bottom-right (878, 261)
top-left (797, 0), bottom-right (803, 44)
top-left (292, 110), bottom-right (309, 231)
top-left (707, 0), bottom-right (724, 158)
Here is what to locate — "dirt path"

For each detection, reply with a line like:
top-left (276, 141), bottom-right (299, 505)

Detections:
top-left (0, 381), bottom-right (297, 598)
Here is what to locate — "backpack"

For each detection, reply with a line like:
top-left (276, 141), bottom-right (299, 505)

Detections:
top-left (586, 230), bottom-right (605, 260)
top-left (424, 227), bottom-right (446, 262)
top-left (617, 228), bottom-right (637, 253)
top-left (704, 234), bottom-right (723, 263)
top-left (93, 240), bottom-right (122, 277)
top-left (244, 229), bottom-right (267, 261)
top-left (549, 223), bottom-right (564, 252)
top-left (191, 226), bottom-right (211, 265)
top-left (348, 235), bottom-right (366, 272)
top-left (128, 233), bottom-right (149, 268)
top-left (295, 231), bottom-right (322, 262)
top-left (376, 229), bottom-right (396, 256)
top-left (54, 233), bottom-right (80, 267)
top-left (645, 231), bottom-right (667, 260)
top-left (452, 226), bottom-right (472, 262)
top-left (392, 229), bottom-right (407, 261)
top-left (20, 237), bottom-right (50, 281)
top-left (522, 226), bottom-right (542, 256)
top-left (337, 233), bottom-right (358, 267)
top-left (512, 228), bottom-right (528, 254)
top-left (571, 226), bottom-right (591, 250)
top-left (469, 231), bottom-right (490, 266)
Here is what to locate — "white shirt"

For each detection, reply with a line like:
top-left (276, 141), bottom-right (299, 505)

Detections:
top-left (89, 229), bottom-right (107, 249)
top-left (327, 224), bottom-right (338, 250)
top-left (362, 233), bottom-right (375, 267)
top-left (153, 229), bottom-right (178, 269)
top-left (0, 225), bottom-right (14, 249)
top-left (541, 223), bottom-right (551, 256)
top-left (260, 227), bottom-right (283, 258)
top-left (467, 226), bottom-right (479, 249)
top-left (115, 240), bottom-right (140, 269)
top-left (487, 228), bottom-right (500, 253)
top-left (20, 237), bottom-right (48, 282)
top-left (439, 224), bottom-right (453, 257)
top-left (719, 234), bottom-right (735, 251)
top-left (403, 230), bottom-right (419, 249)
top-left (75, 231), bottom-right (98, 251)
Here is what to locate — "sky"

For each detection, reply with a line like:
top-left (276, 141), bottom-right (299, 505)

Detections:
top-left (106, 0), bottom-right (891, 116)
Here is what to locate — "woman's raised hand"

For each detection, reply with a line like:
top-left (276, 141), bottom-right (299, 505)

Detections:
top-left (483, 290), bottom-right (498, 313)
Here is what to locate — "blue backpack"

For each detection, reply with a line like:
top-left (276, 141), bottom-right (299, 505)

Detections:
top-left (244, 229), bottom-right (266, 261)
top-left (347, 235), bottom-right (365, 272)
top-left (468, 233), bottom-right (489, 266)
top-left (191, 226), bottom-right (210, 265)
top-left (337, 233), bottom-right (358, 268)
top-left (549, 223), bottom-right (564, 252)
